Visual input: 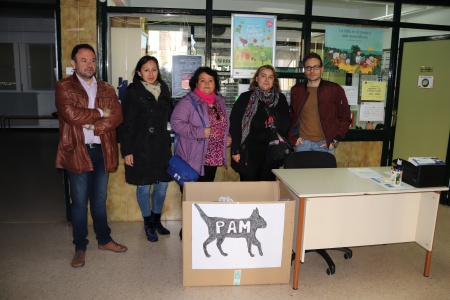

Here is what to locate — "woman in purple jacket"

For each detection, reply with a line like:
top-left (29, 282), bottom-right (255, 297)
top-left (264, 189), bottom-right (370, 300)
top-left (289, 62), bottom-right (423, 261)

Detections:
top-left (170, 66), bottom-right (231, 239)
top-left (170, 66), bottom-right (231, 182)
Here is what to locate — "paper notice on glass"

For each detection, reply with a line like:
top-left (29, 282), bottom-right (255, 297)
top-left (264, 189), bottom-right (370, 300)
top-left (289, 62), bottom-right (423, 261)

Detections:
top-left (341, 86), bottom-right (358, 105)
top-left (361, 81), bottom-right (386, 101)
top-left (359, 101), bottom-right (384, 121)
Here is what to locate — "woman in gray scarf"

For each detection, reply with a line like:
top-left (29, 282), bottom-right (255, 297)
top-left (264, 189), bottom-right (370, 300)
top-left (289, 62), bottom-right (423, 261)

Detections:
top-left (229, 65), bottom-right (290, 181)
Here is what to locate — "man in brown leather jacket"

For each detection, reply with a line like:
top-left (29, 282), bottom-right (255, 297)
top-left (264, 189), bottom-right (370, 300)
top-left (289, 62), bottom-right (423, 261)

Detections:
top-left (55, 44), bottom-right (127, 268)
top-left (288, 53), bottom-right (351, 155)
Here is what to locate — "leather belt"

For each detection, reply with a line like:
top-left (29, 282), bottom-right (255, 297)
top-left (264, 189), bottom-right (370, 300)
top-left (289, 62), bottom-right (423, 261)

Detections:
top-left (86, 143), bottom-right (101, 149)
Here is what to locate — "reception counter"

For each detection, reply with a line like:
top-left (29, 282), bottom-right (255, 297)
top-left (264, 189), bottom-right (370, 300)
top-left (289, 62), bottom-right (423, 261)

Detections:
top-left (84, 141), bottom-right (382, 223)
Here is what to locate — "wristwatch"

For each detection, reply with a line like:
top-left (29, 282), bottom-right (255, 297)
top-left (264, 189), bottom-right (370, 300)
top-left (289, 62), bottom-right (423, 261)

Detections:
top-left (331, 139), bottom-right (339, 147)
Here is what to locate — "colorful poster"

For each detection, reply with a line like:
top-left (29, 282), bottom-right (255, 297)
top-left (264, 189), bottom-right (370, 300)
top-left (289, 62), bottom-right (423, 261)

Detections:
top-left (231, 14), bottom-right (277, 78)
top-left (324, 25), bottom-right (384, 75)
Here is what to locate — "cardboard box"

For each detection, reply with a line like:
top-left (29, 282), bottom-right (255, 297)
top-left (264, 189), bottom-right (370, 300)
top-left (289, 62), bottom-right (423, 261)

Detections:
top-left (182, 181), bottom-right (296, 286)
top-left (402, 160), bottom-right (448, 188)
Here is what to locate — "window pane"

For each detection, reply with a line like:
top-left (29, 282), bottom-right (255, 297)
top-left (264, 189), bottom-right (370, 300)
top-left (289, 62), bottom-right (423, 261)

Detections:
top-left (214, 0), bottom-right (305, 14)
top-left (401, 5), bottom-right (450, 26)
top-left (309, 23), bottom-right (392, 130)
top-left (107, 0), bottom-right (206, 9)
top-left (212, 17), bottom-right (231, 72)
top-left (0, 43), bottom-right (16, 90)
top-left (313, 0), bottom-right (395, 21)
top-left (109, 14), bottom-right (205, 97)
top-left (400, 28), bottom-right (450, 39)
top-left (274, 19), bottom-right (302, 72)
top-left (28, 44), bottom-right (56, 90)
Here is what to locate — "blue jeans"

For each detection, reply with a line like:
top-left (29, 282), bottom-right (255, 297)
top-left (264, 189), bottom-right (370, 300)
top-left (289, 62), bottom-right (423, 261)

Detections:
top-left (67, 146), bottom-right (111, 250)
top-left (136, 181), bottom-right (169, 217)
top-left (295, 138), bottom-right (335, 155)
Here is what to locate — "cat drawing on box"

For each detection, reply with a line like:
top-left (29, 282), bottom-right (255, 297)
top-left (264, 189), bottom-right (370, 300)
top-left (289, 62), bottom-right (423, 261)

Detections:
top-left (194, 204), bottom-right (267, 258)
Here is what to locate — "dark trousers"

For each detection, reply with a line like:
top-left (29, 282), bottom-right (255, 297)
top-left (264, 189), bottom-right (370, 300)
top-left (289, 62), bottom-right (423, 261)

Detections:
top-left (238, 162), bottom-right (276, 181)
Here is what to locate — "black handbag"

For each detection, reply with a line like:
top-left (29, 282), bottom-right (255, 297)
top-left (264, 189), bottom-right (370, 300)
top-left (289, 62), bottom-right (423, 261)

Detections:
top-left (267, 128), bottom-right (293, 162)
top-left (264, 106), bottom-right (293, 163)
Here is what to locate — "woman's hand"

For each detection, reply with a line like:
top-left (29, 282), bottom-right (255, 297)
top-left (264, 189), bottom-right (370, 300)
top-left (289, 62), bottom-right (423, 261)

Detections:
top-left (232, 154), bottom-right (240, 163)
top-left (124, 154), bottom-right (134, 167)
top-left (204, 127), bottom-right (211, 138)
top-left (226, 135), bottom-right (232, 147)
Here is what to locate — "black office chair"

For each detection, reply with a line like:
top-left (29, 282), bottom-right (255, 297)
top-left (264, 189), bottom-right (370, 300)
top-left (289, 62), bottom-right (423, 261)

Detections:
top-left (284, 151), bottom-right (353, 275)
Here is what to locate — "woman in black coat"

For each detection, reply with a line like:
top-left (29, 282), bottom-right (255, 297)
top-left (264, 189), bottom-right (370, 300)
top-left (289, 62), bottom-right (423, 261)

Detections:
top-left (119, 56), bottom-right (173, 242)
top-left (230, 65), bottom-right (290, 181)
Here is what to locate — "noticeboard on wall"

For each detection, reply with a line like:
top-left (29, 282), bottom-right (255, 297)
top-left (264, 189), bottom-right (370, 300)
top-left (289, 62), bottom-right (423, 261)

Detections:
top-left (172, 55), bottom-right (202, 98)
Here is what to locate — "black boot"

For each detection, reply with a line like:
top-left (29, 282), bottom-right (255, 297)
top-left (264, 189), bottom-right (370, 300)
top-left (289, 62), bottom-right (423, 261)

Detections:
top-left (153, 212), bottom-right (170, 235)
top-left (143, 216), bottom-right (158, 242)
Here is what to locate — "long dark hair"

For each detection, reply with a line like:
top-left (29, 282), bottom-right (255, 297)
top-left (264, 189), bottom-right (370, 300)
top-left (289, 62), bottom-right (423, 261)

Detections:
top-left (132, 55), bottom-right (162, 83)
top-left (189, 66), bottom-right (221, 92)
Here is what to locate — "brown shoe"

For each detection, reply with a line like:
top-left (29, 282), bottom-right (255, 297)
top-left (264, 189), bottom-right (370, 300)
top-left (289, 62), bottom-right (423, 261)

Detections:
top-left (98, 240), bottom-right (128, 252)
top-left (71, 250), bottom-right (86, 268)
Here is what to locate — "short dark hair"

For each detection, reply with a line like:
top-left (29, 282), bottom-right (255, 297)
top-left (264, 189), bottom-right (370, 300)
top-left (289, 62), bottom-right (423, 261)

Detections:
top-left (71, 44), bottom-right (96, 61)
top-left (133, 55), bottom-right (162, 83)
top-left (303, 52), bottom-right (323, 67)
top-left (189, 66), bottom-right (221, 92)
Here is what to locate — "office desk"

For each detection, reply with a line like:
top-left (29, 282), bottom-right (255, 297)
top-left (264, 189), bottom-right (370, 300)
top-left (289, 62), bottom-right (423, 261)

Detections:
top-left (272, 167), bottom-right (448, 290)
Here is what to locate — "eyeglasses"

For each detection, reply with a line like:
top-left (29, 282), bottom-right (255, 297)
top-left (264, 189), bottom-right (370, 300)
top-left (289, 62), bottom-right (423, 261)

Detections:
top-left (304, 65), bottom-right (322, 72)
top-left (212, 106), bottom-right (220, 120)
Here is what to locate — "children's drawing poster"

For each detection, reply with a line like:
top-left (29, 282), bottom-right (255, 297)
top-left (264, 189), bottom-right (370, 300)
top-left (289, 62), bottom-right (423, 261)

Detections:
top-left (231, 14), bottom-right (277, 78)
top-left (324, 25), bottom-right (384, 75)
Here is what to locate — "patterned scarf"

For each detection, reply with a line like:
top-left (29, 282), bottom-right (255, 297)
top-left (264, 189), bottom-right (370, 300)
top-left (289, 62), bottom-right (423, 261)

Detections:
top-left (142, 81), bottom-right (161, 99)
top-left (241, 86), bottom-right (279, 145)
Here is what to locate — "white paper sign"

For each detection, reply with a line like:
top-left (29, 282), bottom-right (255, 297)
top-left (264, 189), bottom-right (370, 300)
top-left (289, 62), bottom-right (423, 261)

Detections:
top-left (192, 203), bottom-right (285, 269)
top-left (418, 76), bottom-right (434, 88)
top-left (65, 67), bottom-right (74, 75)
top-left (341, 85), bottom-right (358, 105)
top-left (359, 101), bottom-right (385, 121)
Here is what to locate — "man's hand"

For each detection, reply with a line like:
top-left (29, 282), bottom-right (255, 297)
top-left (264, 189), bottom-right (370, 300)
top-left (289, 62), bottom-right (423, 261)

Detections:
top-left (232, 154), bottom-right (240, 163)
top-left (295, 137), bottom-right (304, 146)
top-left (82, 124), bottom-right (95, 130)
top-left (103, 108), bottom-right (111, 118)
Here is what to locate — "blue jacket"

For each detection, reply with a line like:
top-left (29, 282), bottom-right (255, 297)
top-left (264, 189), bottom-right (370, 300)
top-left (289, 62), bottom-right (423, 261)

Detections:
top-left (170, 91), bottom-right (229, 176)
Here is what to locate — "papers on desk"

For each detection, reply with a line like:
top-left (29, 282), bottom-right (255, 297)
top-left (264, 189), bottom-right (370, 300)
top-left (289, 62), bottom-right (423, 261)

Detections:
top-left (370, 177), bottom-right (413, 190)
top-left (349, 168), bottom-right (413, 190)
top-left (348, 168), bottom-right (383, 178)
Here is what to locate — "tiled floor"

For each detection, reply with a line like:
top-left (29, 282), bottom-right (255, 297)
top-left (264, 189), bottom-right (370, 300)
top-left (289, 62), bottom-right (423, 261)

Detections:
top-left (1, 129), bottom-right (450, 300)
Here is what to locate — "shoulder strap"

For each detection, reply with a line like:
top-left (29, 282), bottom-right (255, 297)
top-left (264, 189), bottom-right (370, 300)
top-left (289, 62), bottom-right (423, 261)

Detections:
top-left (189, 94), bottom-right (206, 128)
top-left (174, 94), bottom-right (207, 155)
